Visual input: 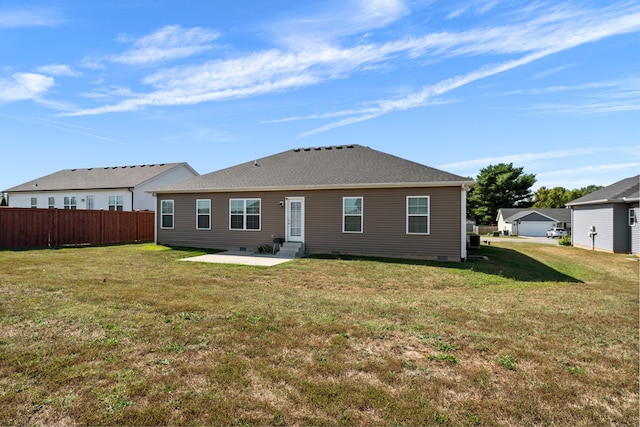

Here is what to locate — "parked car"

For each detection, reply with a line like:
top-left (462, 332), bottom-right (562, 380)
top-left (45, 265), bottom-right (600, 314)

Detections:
top-left (546, 227), bottom-right (568, 238)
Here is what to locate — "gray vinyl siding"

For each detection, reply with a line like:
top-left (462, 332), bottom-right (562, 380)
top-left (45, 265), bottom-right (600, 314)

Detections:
top-left (572, 203), bottom-right (634, 253)
top-left (156, 186), bottom-right (463, 260)
top-left (612, 204), bottom-right (630, 253)
top-left (630, 202), bottom-right (640, 255)
top-left (572, 205), bottom-right (614, 251)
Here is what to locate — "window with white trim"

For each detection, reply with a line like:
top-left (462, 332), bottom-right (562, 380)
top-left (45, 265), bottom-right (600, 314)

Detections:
top-left (230, 199), bottom-right (261, 230)
top-left (30, 197), bottom-right (37, 208)
top-left (48, 197), bottom-right (55, 209)
top-left (343, 197), bottom-right (363, 233)
top-left (108, 195), bottom-right (124, 211)
top-left (64, 196), bottom-right (77, 210)
top-left (630, 208), bottom-right (638, 226)
top-left (161, 200), bottom-right (174, 229)
top-left (196, 199), bottom-right (211, 230)
top-left (87, 196), bottom-right (95, 210)
top-left (407, 196), bottom-right (430, 234)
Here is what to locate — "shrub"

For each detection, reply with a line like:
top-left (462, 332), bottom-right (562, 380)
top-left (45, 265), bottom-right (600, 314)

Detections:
top-left (558, 235), bottom-right (571, 246)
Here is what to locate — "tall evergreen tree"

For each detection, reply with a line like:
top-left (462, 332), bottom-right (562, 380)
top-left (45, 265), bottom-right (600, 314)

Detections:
top-left (468, 163), bottom-right (536, 224)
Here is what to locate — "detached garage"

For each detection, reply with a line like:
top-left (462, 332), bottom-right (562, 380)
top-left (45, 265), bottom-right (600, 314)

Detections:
top-left (496, 208), bottom-right (571, 237)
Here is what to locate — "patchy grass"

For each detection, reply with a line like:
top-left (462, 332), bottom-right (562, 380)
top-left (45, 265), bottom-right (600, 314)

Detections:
top-left (0, 242), bottom-right (637, 426)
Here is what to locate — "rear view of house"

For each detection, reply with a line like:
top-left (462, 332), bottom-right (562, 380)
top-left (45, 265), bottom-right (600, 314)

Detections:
top-left (150, 145), bottom-right (474, 261)
top-left (5, 163), bottom-right (198, 212)
top-left (566, 175), bottom-right (639, 254)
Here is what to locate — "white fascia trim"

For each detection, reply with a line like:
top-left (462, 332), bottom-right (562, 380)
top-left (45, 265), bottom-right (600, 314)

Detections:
top-left (566, 198), bottom-right (631, 206)
top-left (151, 180), bottom-right (477, 194)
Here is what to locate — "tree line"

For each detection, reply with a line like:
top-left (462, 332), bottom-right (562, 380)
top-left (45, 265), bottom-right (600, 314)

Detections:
top-left (467, 163), bottom-right (602, 225)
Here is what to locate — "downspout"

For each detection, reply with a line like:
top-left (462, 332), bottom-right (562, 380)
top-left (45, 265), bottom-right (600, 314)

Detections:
top-left (461, 185), bottom-right (468, 261)
top-left (151, 192), bottom-right (158, 244)
top-left (128, 187), bottom-right (134, 211)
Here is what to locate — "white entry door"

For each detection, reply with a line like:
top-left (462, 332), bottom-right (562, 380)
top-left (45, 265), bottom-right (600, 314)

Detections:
top-left (286, 197), bottom-right (304, 242)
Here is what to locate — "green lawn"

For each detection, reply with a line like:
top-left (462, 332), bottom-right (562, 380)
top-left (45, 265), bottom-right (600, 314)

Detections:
top-left (0, 242), bottom-right (638, 426)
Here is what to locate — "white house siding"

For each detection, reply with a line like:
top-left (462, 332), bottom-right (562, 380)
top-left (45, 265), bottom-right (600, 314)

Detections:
top-left (134, 165), bottom-right (197, 211)
top-left (572, 205), bottom-right (614, 252)
top-left (9, 190), bottom-right (134, 211)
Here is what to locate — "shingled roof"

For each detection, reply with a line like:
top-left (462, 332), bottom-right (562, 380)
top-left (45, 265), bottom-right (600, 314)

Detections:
top-left (498, 208), bottom-right (571, 223)
top-left (152, 145), bottom-right (474, 193)
top-left (5, 163), bottom-right (194, 192)
top-left (566, 175), bottom-right (640, 206)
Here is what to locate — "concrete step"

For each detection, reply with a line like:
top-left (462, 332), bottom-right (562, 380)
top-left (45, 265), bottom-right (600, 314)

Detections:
top-left (276, 242), bottom-right (304, 258)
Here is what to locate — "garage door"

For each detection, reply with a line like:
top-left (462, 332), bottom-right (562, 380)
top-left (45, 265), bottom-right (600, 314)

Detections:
top-left (518, 221), bottom-right (555, 237)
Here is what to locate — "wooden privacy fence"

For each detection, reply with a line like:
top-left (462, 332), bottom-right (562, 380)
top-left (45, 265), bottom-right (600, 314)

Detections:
top-left (0, 208), bottom-right (154, 249)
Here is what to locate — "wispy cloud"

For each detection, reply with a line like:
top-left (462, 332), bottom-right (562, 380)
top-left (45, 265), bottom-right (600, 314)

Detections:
top-left (81, 25), bottom-right (220, 69)
top-left (273, 0), bottom-right (409, 47)
top-left (36, 64), bottom-right (82, 77)
top-left (438, 147), bottom-right (609, 171)
top-left (62, 1), bottom-right (640, 123)
top-left (0, 113), bottom-right (122, 144)
top-left (537, 162), bottom-right (640, 178)
top-left (0, 8), bottom-right (62, 28)
top-left (533, 63), bottom-right (577, 79)
top-left (506, 76), bottom-right (640, 114)
top-left (111, 25), bottom-right (220, 65)
top-left (446, 0), bottom-right (500, 19)
top-left (296, 3), bottom-right (640, 136)
top-left (0, 73), bottom-right (55, 103)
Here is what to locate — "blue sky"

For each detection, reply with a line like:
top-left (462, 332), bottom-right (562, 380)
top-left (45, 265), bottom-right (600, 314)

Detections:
top-left (1, 0), bottom-right (639, 192)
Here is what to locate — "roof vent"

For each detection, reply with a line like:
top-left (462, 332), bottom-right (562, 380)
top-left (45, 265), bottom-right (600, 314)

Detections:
top-left (159, 163), bottom-right (165, 166)
top-left (336, 146), bottom-right (343, 149)
top-left (71, 169), bottom-right (76, 171)
top-left (87, 168), bottom-right (93, 170)
top-left (325, 146), bottom-right (332, 150)
top-left (293, 148), bottom-right (301, 152)
top-left (314, 147), bottom-right (321, 151)
top-left (303, 148), bottom-right (311, 151)
top-left (346, 145), bottom-right (354, 149)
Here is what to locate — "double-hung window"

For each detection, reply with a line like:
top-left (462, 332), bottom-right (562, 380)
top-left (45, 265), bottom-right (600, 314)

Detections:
top-left (343, 197), bottom-right (363, 233)
top-left (64, 196), bottom-right (77, 210)
top-left (630, 208), bottom-right (638, 226)
top-left (48, 197), bottom-right (55, 209)
top-left (196, 199), bottom-right (211, 230)
top-left (108, 195), bottom-right (124, 211)
top-left (230, 199), bottom-right (261, 230)
top-left (161, 200), bottom-right (174, 229)
top-left (407, 196), bottom-right (430, 234)
top-left (30, 197), bottom-right (37, 208)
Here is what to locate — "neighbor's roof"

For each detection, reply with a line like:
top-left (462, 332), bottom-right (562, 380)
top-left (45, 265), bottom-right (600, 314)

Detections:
top-left (152, 145), bottom-right (474, 193)
top-left (566, 175), bottom-right (640, 206)
top-left (5, 162), bottom-right (196, 192)
top-left (497, 208), bottom-right (571, 223)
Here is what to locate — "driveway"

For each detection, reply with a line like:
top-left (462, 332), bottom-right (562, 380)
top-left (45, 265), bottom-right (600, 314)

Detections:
top-left (481, 236), bottom-right (562, 245)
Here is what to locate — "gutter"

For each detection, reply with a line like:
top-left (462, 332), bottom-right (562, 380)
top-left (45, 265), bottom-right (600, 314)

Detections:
top-left (148, 180), bottom-right (477, 195)
top-left (566, 197), bottom-right (639, 207)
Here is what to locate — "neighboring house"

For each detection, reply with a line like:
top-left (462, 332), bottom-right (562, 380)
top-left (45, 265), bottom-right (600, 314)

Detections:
top-left (496, 208), bottom-right (571, 237)
top-left (4, 163), bottom-right (198, 212)
top-left (566, 175), bottom-right (639, 254)
top-left (150, 145), bottom-right (475, 261)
